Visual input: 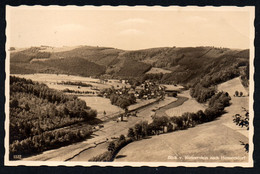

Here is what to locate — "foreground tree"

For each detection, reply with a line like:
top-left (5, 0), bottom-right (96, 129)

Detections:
top-left (108, 142), bottom-right (115, 152)
top-left (233, 107), bottom-right (249, 152)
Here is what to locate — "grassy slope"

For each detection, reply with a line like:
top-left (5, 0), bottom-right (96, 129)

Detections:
top-left (165, 91), bottom-right (207, 117)
top-left (218, 77), bottom-right (249, 96)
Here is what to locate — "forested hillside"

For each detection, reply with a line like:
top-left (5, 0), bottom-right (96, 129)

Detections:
top-left (10, 46), bottom-right (249, 86)
top-left (9, 76), bottom-right (97, 159)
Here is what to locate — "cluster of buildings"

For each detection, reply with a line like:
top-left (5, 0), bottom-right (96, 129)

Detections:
top-left (100, 79), bottom-right (182, 100)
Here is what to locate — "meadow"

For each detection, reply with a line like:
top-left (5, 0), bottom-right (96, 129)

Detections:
top-left (165, 96), bottom-right (207, 117)
top-left (79, 96), bottom-right (124, 120)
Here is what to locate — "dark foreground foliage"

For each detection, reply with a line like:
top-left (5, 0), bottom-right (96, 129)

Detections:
top-left (233, 108), bottom-right (249, 153)
top-left (9, 76), bottom-right (97, 159)
top-left (88, 136), bottom-right (132, 162)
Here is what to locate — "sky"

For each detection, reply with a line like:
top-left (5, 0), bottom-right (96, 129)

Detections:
top-left (7, 6), bottom-right (254, 50)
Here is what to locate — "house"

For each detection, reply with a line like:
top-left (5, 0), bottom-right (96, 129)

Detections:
top-left (163, 84), bottom-right (182, 97)
top-left (165, 89), bottom-right (178, 97)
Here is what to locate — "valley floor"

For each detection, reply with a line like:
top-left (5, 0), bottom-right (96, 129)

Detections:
top-left (21, 77), bottom-right (250, 163)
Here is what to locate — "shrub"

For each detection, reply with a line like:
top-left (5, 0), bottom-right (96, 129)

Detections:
top-left (127, 128), bottom-right (135, 140)
top-left (119, 134), bottom-right (125, 141)
top-left (88, 151), bottom-right (112, 162)
top-left (108, 142), bottom-right (115, 152)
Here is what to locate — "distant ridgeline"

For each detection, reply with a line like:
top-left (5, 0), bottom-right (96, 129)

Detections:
top-left (9, 76), bottom-right (97, 159)
top-left (10, 46), bottom-right (249, 86)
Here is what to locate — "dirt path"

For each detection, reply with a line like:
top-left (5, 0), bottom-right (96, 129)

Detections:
top-left (114, 96), bottom-right (249, 162)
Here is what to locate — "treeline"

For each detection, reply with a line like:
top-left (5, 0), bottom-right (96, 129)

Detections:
top-left (190, 66), bottom-right (239, 103)
top-left (190, 84), bottom-right (216, 103)
top-left (89, 135), bottom-right (132, 162)
top-left (199, 68), bottom-right (240, 88)
top-left (57, 81), bottom-right (93, 87)
top-left (240, 63), bottom-right (249, 87)
top-left (9, 76), bottom-right (97, 159)
top-left (99, 88), bottom-right (136, 110)
top-left (90, 91), bottom-right (231, 161)
top-left (10, 126), bottom-right (92, 159)
top-left (109, 93), bottom-right (136, 110)
top-left (128, 92), bottom-right (231, 140)
top-left (128, 92), bottom-right (230, 139)
top-left (62, 88), bottom-right (95, 94)
top-left (11, 76), bottom-right (72, 104)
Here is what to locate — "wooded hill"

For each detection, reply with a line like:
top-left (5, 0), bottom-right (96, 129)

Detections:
top-left (9, 76), bottom-right (98, 159)
top-left (10, 46), bottom-right (249, 86)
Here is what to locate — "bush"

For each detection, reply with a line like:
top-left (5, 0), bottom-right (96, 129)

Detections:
top-left (88, 151), bottom-right (112, 162)
top-left (89, 138), bottom-right (133, 162)
top-left (108, 142), bottom-right (115, 152)
top-left (119, 134), bottom-right (125, 141)
top-left (127, 128), bottom-right (135, 139)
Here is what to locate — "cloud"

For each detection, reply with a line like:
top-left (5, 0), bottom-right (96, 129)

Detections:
top-left (53, 24), bottom-right (85, 32)
top-left (117, 18), bottom-right (152, 25)
top-left (119, 29), bottom-right (143, 35)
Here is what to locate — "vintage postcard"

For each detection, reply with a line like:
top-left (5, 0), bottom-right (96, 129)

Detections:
top-left (5, 6), bottom-right (254, 167)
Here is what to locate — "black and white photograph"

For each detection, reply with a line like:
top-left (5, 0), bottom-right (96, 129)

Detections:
top-left (5, 6), bottom-right (254, 167)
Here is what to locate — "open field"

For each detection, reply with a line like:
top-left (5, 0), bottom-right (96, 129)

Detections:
top-left (114, 78), bottom-right (249, 162)
top-left (12, 74), bottom-right (100, 83)
top-left (46, 83), bottom-right (96, 93)
top-left (146, 67), bottom-right (172, 74)
top-left (165, 98), bottom-right (207, 116)
top-left (154, 96), bottom-right (187, 117)
top-left (39, 45), bottom-right (83, 53)
top-left (218, 77), bottom-right (249, 96)
top-left (79, 96), bottom-right (123, 119)
top-left (12, 74), bottom-right (130, 90)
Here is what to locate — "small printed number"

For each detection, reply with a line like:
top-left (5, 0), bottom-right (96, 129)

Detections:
top-left (13, 155), bottom-right (22, 159)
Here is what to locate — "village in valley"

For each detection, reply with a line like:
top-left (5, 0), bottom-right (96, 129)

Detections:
top-left (7, 6), bottom-right (252, 166)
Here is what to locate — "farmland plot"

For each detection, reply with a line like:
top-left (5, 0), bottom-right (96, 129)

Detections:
top-left (79, 96), bottom-right (124, 119)
top-left (165, 97), bottom-right (207, 116)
